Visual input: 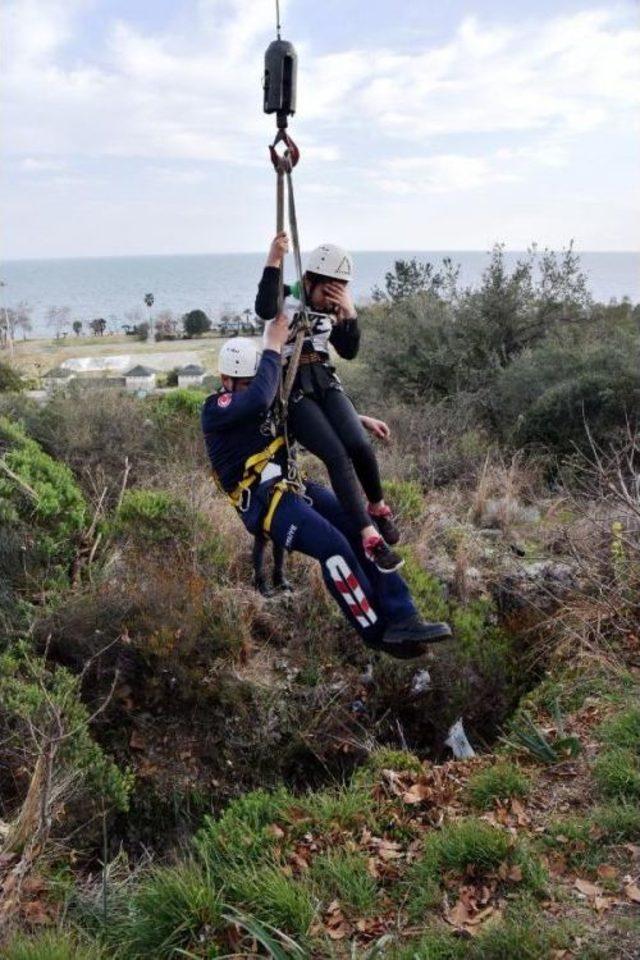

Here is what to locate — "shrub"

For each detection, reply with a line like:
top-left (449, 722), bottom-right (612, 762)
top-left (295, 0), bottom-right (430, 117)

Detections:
top-left (0, 360), bottom-right (25, 392)
top-left (492, 333), bottom-right (640, 454)
top-left (114, 488), bottom-right (194, 544)
top-left (383, 479), bottom-right (425, 522)
top-left (153, 387), bottom-right (207, 420)
top-left (0, 416), bottom-right (86, 581)
top-left (466, 762), bottom-right (531, 809)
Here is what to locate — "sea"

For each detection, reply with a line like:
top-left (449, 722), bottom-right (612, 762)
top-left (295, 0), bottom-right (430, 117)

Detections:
top-left (2, 250), bottom-right (638, 338)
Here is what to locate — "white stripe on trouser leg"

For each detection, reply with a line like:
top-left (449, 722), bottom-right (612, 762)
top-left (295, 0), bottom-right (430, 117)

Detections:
top-left (325, 555), bottom-right (378, 628)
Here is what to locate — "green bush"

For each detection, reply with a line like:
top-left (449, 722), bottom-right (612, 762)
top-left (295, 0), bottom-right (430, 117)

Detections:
top-left (0, 649), bottom-right (132, 837)
top-left (492, 333), bottom-right (640, 453)
top-left (383, 479), bottom-right (425, 522)
top-left (153, 387), bottom-right (207, 419)
top-left (114, 488), bottom-right (194, 544)
top-left (0, 416), bottom-right (86, 579)
top-left (0, 361), bottom-right (25, 392)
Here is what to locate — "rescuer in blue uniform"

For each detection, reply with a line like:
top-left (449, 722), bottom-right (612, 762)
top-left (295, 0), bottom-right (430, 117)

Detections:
top-left (202, 315), bottom-right (453, 659)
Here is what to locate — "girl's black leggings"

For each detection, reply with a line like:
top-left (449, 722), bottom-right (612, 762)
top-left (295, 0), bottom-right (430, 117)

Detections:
top-left (289, 389), bottom-right (384, 532)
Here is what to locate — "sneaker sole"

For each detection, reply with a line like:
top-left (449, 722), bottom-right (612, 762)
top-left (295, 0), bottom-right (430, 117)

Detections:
top-left (374, 557), bottom-right (405, 574)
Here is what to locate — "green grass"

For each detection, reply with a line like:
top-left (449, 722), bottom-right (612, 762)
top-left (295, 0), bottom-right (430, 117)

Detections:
top-left (591, 801), bottom-right (640, 841)
top-left (593, 747), bottom-right (640, 799)
top-left (597, 706), bottom-right (640, 752)
top-left (466, 762), bottom-right (531, 809)
top-left (102, 860), bottom-right (223, 959)
top-left (222, 864), bottom-right (316, 940)
top-left (195, 786), bottom-right (294, 869)
top-left (2, 932), bottom-right (103, 960)
top-left (309, 849), bottom-right (379, 915)
top-left (352, 747), bottom-right (423, 787)
top-left (405, 819), bottom-right (546, 920)
top-left (388, 913), bottom-right (572, 960)
top-left (282, 784), bottom-right (379, 837)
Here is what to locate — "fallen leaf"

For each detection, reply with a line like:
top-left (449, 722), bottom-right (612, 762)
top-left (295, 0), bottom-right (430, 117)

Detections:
top-left (129, 729), bottom-right (146, 750)
top-left (402, 782), bottom-right (431, 804)
top-left (574, 878), bottom-right (602, 899)
top-left (596, 864), bottom-right (617, 880)
top-left (594, 894), bottom-right (614, 913)
top-left (266, 824), bottom-right (285, 839)
top-left (624, 883), bottom-right (640, 903)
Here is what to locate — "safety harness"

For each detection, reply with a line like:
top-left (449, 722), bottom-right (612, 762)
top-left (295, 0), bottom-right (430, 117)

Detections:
top-left (212, 433), bottom-right (301, 536)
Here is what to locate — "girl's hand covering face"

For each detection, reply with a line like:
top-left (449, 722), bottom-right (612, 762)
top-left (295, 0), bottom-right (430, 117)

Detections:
top-left (323, 280), bottom-right (355, 321)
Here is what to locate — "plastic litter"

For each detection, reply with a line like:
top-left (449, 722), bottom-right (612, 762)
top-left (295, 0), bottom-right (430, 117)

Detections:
top-left (445, 718), bottom-right (476, 759)
top-left (410, 668), bottom-right (432, 695)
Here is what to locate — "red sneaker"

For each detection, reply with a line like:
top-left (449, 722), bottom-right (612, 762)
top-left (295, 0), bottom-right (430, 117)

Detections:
top-left (363, 534), bottom-right (404, 573)
top-left (367, 504), bottom-right (400, 545)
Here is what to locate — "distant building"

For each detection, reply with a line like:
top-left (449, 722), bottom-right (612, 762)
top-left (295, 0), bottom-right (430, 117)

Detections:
top-left (124, 364), bottom-right (156, 393)
top-left (42, 367), bottom-right (75, 392)
top-left (177, 363), bottom-right (206, 387)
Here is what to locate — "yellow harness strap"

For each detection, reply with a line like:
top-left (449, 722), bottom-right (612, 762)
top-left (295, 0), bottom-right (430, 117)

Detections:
top-left (212, 435), bottom-right (286, 509)
top-left (262, 480), bottom-right (291, 535)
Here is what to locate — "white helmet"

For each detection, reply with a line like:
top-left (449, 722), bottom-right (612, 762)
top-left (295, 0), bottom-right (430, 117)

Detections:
top-left (306, 244), bottom-right (353, 281)
top-left (218, 338), bottom-right (260, 378)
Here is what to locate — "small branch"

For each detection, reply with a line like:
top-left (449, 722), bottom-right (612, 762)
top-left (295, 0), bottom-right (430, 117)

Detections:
top-left (0, 458), bottom-right (39, 502)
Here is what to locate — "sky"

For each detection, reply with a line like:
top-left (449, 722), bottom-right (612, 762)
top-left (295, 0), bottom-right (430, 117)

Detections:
top-left (2, 0), bottom-right (639, 259)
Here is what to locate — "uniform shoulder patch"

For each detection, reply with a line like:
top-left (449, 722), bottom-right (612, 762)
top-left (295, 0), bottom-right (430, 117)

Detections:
top-left (217, 393), bottom-right (232, 408)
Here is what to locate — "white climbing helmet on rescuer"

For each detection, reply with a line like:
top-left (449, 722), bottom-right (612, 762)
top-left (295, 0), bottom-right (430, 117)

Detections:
top-left (218, 338), bottom-right (260, 379)
top-left (306, 244), bottom-right (353, 282)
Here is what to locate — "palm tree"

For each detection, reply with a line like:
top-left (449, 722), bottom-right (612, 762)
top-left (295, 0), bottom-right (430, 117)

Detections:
top-left (144, 293), bottom-right (154, 342)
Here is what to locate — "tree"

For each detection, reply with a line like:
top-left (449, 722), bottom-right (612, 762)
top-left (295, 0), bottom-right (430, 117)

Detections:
top-left (374, 258), bottom-right (451, 302)
top-left (89, 318), bottom-right (107, 336)
top-left (155, 310), bottom-right (179, 341)
top-left (183, 309), bottom-right (212, 338)
top-left (72, 321), bottom-right (82, 337)
top-left (135, 321), bottom-right (150, 341)
top-left (10, 301), bottom-right (33, 341)
top-left (46, 305), bottom-right (72, 340)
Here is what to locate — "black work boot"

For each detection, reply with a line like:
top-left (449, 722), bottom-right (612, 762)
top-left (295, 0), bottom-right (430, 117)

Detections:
top-left (383, 615), bottom-right (452, 647)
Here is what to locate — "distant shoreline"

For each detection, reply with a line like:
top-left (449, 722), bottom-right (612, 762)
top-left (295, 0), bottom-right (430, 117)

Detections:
top-left (4, 248), bottom-right (640, 264)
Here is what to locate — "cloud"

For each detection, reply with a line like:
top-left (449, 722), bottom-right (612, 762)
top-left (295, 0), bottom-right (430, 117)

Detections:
top-left (5, 2), bottom-right (638, 170)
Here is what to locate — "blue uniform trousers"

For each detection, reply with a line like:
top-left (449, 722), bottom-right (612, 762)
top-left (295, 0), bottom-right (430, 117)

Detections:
top-left (242, 480), bottom-right (417, 646)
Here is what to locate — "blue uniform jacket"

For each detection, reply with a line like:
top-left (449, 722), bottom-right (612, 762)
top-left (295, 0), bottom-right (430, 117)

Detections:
top-left (201, 349), bottom-right (284, 493)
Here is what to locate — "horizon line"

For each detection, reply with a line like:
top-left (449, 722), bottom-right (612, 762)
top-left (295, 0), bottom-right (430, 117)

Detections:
top-left (3, 247), bottom-right (639, 265)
